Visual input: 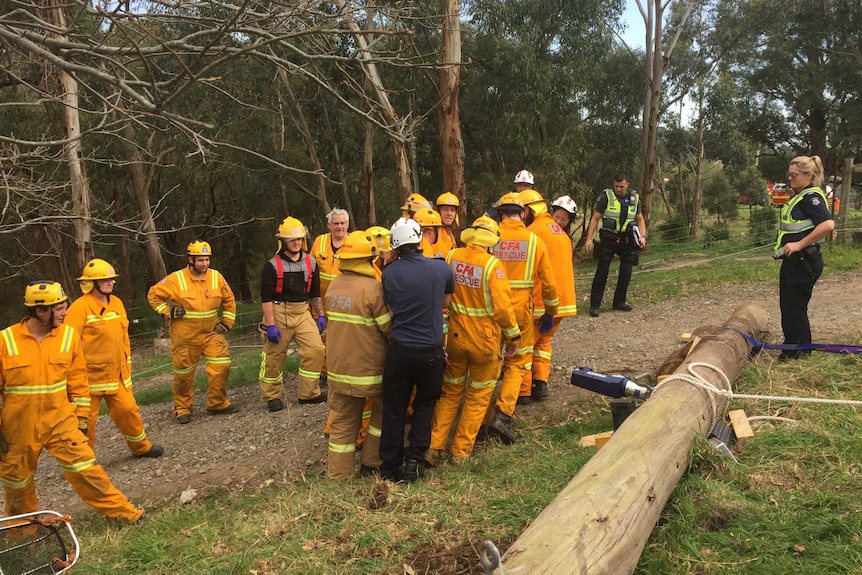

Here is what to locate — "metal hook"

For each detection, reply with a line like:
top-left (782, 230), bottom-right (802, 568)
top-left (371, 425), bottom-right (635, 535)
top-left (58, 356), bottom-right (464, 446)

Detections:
top-left (480, 540), bottom-right (503, 575)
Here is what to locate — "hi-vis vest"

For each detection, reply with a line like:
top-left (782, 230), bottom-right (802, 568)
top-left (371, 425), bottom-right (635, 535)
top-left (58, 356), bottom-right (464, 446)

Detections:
top-left (775, 187), bottom-right (828, 250)
top-left (602, 189), bottom-right (638, 233)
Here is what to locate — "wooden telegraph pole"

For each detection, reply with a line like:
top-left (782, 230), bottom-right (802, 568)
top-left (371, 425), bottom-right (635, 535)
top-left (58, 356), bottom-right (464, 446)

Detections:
top-left (499, 302), bottom-right (767, 574)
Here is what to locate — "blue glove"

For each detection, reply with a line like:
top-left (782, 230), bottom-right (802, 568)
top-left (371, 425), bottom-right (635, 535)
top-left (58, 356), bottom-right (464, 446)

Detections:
top-left (537, 313), bottom-right (554, 334)
top-left (317, 315), bottom-right (327, 333)
top-left (265, 325), bottom-right (281, 343)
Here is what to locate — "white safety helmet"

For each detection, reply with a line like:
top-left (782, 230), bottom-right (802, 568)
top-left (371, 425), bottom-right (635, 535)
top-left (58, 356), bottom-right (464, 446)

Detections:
top-left (389, 217), bottom-right (422, 249)
top-left (551, 195), bottom-right (578, 216)
top-left (513, 170), bottom-right (535, 185)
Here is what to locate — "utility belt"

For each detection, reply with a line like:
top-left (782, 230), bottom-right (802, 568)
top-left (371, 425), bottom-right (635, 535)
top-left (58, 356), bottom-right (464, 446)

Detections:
top-left (389, 339), bottom-right (442, 353)
top-left (272, 299), bottom-right (308, 305)
top-left (599, 227), bottom-right (634, 244)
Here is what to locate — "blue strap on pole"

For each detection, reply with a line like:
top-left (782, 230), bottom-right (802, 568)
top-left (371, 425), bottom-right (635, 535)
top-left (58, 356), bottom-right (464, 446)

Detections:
top-left (726, 328), bottom-right (862, 354)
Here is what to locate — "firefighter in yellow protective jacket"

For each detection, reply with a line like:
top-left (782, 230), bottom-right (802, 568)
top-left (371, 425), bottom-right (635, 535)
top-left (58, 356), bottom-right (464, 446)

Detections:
top-left (427, 216), bottom-right (520, 464)
top-left (486, 193), bottom-right (558, 444)
top-left (325, 231), bottom-right (392, 479)
top-left (148, 241), bottom-right (237, 424)
top-left (432, 192), bottom-right (460, 256)
top-left (66, 259), bottom-right (164, 458)
top-left (414, 208), bottom-right (445, 258)
top-left (0, 281), bottom-right (143, 522)
top-left (521, 190), bottom-right (578, 401)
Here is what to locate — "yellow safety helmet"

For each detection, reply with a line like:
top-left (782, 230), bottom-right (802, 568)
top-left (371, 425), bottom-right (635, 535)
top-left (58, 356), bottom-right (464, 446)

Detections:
top-left (400, 193), bottom-right (431, 215)
top-left (78, 258), bottom-right (118, 294)
top-left (518, 189), bottom-right (547, 214)
top-left (497, 192), bottom-right (524, 209)
top-left (366, 226), bottom-right (392, 252)
top-left (187, 241), bottom-right (212, 256)
top-left (24, 281), bottom-right (68, 307)
top-left (337, 231), bottom-right (378, 260)
top-left (460, 215), bottom-right (500, 249)
top-left (275, 216), bottom-right (307, 240)
top-left (436, 192), bottom-right (460, 208)
top-left (413, 208), bottom-right (442, 228)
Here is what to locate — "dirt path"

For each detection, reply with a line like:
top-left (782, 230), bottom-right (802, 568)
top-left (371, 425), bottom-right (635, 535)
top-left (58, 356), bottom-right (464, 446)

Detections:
top-left (17, 270), bottom-right (862, 518)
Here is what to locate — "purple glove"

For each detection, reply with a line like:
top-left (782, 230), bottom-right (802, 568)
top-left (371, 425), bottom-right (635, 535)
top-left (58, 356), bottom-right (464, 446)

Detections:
top-left (537, 313), bottom-right (554, 334)
top-left (265, 325), bottom-right (281, 343)
top-left (317, 315), bottom-right (327, 333)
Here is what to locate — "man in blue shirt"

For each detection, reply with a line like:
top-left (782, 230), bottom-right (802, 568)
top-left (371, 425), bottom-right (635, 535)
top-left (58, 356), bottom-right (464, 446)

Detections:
top-left (379, 218), bottom-right (454, 482)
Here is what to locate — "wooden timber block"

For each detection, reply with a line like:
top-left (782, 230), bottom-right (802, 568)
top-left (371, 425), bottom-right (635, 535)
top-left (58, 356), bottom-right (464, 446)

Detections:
top-left (594, 431), bottom-right (614, 451)
top-left (685, 336), bottom-right (702, 358)
top-left (680, 332), bottom-right (692, 343)
top-left (728, 409), bottom-right (754, 445)
top-left (579, 431), bottom-right (614, 448)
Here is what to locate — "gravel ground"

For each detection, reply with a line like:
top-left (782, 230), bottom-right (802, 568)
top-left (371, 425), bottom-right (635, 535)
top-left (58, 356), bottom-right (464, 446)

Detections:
top-left (14, 269), bottom-right (862, 519)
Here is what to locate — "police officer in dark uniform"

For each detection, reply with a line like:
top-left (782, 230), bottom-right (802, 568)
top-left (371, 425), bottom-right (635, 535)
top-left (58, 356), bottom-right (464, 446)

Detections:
top-left (775, 155), bottom-right (834, 360)
top-left (379, 217), bottom-right (454, 482)
top-left (584, 174), bottom-right (647, 317)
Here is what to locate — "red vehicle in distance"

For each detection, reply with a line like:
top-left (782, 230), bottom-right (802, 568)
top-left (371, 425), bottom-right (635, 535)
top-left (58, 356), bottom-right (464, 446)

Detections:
top-left (768, 183), bottom-right (792, 206)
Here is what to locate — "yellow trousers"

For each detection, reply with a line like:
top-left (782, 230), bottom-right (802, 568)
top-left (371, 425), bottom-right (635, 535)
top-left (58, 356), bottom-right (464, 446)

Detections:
top-left (327, 392), bottom-right (382, 479)
top-left (530, 317), bottom-right (563, 384)
top-left (86, 383), bottom-right (153, 456)
top-left (259, 302), bottom-right (325, 402)
top-left (171, 332), bottom-right (231, 416)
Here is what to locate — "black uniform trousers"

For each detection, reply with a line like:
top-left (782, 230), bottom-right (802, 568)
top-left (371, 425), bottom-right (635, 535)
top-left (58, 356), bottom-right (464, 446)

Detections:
top-left (590, 235), bottom-right (638, 309)
top-left (779, 248), bottom-right (824, 358)
top-left (378, 341), bottom-right (445, 480)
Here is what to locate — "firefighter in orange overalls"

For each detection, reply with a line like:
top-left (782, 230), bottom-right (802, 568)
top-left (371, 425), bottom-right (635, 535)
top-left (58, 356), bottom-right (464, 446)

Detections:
top-left (66, 259), bottom-right (164, 457)
top-left (427, 216), bottom-right (520, 464)
top-left (148, 241), bottom-right (237, 424)
top-left (259, 217), bottom-right (327, 411)
top-left (432, 192), bottom-right (460, 256)
top-left (0, 281), bottom-right (143, 522)
top-left (485, 192), bottom-right (558, 444)
top-left (520, 190), bottom-right (578, 401)
top-left (325, 231), bottom-right (392, 479)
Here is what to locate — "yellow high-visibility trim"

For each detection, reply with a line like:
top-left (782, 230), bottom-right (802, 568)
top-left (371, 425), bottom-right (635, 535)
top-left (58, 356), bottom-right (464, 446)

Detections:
top-left (173, 365), bottom-right (196, 375)
top-left (62, 459), bottom-right (96, 473)
top-left (1, 474), bottom-right (34, 489)
top-left (443, 375), bottom-right (467, 385)
top-left (89, 382), bottom-right (121, 393)
top-left (4, 381), bottom-right (67, 395)
top-left (298, 368), bottom-right (320, 379)
top-left (183, 310), bottom-right (219, 319)
top-left (204, 356), bottom-right (231, 365)
top-left (327, 311), bottom-right (378, 327)
top-left (534, 350), bottom-right (552, 360)
top-left (175, 270), bottom-right (188, 291)
top-left (328, 372), bottom-right (382, 386)
top-left (1, 328), bottom-right (18, 356)
top-left (59, 325), bottom-right (74, 353)
top-left (367, 424), bottom-right (382, 438)
top-left (222, 311), bottom-right (236, 321)
top-left (328, 442), bottom-right (356, 454)
top-left (469, 378), bottom-right (497, 389)
top-left (124, 431), bottom-right (147, 443)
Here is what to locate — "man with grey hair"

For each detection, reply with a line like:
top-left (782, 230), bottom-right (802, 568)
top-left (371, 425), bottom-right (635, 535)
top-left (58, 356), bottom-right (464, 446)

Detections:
top-left (311, 208), bottom-right (349, 392)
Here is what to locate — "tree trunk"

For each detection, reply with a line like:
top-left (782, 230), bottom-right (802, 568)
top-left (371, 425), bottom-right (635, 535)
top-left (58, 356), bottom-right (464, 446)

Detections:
top-left (501, 302), bottom-right (768, 574)
top-left (639, 0), bottom-right (662, 228)
top-left (690, 96), bottom-right (705, 238)
top-left (47, 2), bottom-right (93, 269)
top-left (364, 121), bottom-right (376, 226)
top-left (276, 67), bottom-right (331, 216)
top-left (321, 101), bottom-right (355, 225)
top-left (113, 181), bottom-right (134, 306)
top-left (333, 0), bottom-right (413, 203)
top-left (438, 0), bottom-right (466, 215)
top-left (121, 122), bottom-right (167, 281)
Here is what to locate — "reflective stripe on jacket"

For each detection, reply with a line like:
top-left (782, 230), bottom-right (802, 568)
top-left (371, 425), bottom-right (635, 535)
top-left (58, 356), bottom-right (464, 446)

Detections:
top-left (324, 272), bottom-right (391, 396)
top-left (446, 245), bottom-right (520, 344)
top-left (529, 212), bottom-right (577, 317)
top-left (65, 293), bottom-right (132, 394)
top-left (147, 267), bottom-right (236, 335)
top-left (492, 219), bottom-right (559, 316)
top-left (0, 321), bottom-right (91, 419)
top-left (311, 233), bottom-right (341, 298)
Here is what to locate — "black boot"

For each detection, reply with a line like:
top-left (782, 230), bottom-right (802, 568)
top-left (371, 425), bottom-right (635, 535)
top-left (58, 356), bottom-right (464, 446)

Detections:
top-left (532, 380), bottom-right (548, 400)
top-left (487, 410), bottom-right (516, 445)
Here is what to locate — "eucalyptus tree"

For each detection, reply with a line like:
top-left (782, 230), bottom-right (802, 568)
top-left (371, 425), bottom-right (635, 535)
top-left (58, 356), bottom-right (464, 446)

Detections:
top-left (708, 0), bottom-right (862, 171)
